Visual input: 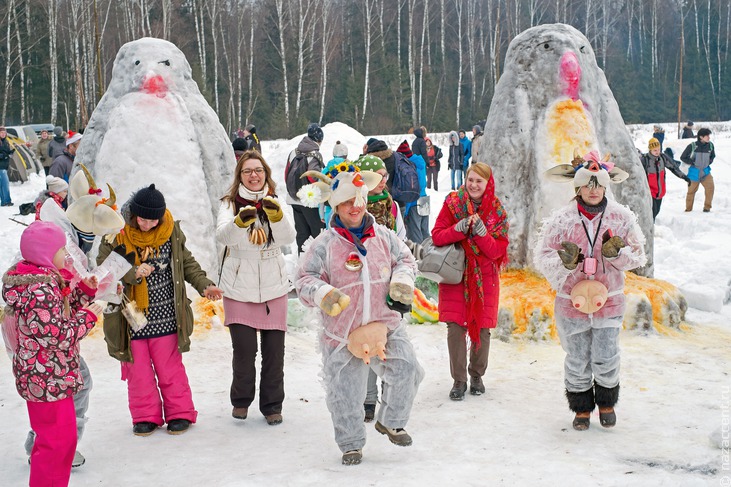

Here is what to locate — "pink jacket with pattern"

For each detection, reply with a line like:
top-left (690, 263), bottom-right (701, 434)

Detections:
top-left (2, 264), bottom-right (97, 402)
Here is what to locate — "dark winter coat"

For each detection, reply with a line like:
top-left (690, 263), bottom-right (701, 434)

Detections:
top-left (411, 128), bottom-right (429, 165)
top-left (2, 264), bottom-right (97, 402)
top-left (427, 144), bottom-right (442, 171)
top-left (49, 151), bottom-right (74, 182)
top-left (680, 140), bottom-right (715, 182)
top-left (681, 126), bottom-right (695, 139)
top-left (47, 136), bottom-right (66, 161)
top-left (0, 137), bottom-right (15, 171)
top-left (448, 144), bottom-right (464, 170)
top-left (244, 134), bottom-right (262, 154)
top-left (641, 152), bottom-right (689, 199)
top-left (97, 221), bottom-right (214, 362)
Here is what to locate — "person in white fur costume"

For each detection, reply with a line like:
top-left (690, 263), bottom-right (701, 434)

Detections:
top-left (295, 163), bottom-right (424, 466)
top-left (534, 151), bottom-right (646, 431)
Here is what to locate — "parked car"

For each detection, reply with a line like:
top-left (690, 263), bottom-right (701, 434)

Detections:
top-left (5, 125), bottom-right (39, 149)
top-left (28, 123), bottom-right (55, 135)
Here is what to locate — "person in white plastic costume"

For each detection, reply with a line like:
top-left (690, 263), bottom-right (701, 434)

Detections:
top-left (29, 164), bottom-right (126, 467)
top-left (534, 151), bottom-right (646, 431)
top-left (295, 164), bottom-right (424, 466)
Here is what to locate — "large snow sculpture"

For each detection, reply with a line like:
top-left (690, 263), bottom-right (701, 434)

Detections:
top-left (482, 23), bottom-right (654, 277)
top-left (75, 37), bottom-right (234, 273)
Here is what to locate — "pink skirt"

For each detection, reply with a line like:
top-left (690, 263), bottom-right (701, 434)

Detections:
top-left (222, 295), bottom-right (288, 331)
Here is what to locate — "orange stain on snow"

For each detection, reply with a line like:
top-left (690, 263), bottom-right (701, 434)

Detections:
top-left (544, 98), bottom-right (595, 167)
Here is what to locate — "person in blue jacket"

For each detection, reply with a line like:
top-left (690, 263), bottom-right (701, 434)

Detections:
top-left (397, 141), bottom-right (428, 244)
top-left (459, 130), bottom-right (472, 168)
top-left (680, 128), bottom-right (716, 212)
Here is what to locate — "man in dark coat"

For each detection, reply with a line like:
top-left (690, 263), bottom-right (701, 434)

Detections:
top-left (0, 126), bottom-right (16, 206)
top-left (50, 132), bottom-right (82, 182)
top-left (411, 127), bottom-right (428, 167)
top-left (47, 126), bottom-right (67, 161)
top-left (365, 138), bottom-right (396, 191)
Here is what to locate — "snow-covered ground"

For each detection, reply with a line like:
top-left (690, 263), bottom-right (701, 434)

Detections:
top-left (0, 122), bottom-right (729, 486)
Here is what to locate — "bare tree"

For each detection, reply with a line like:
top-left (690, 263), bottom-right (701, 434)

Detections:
top-left (270, 0), bottom-right (291, 128)
top-left (454, 0), bottom-right (464, 127)
top-left (361, 0), bottom-right (376, 126)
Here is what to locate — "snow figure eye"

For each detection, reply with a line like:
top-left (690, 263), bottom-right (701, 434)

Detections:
top-left (160, 60), bottom-right (171, 66)
top-left (135, 60), bottom-right (140, 65)
top-left (543, 42), bottom-right (550, 50)
top-left (580, 46), bottom-right (586, 53)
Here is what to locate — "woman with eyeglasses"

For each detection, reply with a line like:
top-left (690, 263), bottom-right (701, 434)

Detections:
top-left (216, 150), bottom-right (296, 426)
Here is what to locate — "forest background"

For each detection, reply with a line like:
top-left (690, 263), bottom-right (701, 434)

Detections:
top-left (1, 0), bottom-right (729, 138)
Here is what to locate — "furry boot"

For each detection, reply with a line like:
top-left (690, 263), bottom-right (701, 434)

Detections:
top-left (566, 388), bottom-right (595, 431)
top-left (595, 383), bottom-right (619, 428)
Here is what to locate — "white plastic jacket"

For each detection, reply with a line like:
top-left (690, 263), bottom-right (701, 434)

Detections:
top-left (295, 216), bottom-right (416, 346)
top-left (216, 185), bottom-right (296, 303)
top-left (534, 199), bottom-right (647, 320)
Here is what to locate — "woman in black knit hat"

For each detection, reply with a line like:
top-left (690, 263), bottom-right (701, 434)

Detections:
top-left (97, 184), bottom-right (223, 437)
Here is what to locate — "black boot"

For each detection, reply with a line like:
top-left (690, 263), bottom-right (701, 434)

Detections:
top-left (449, 381), bottom-right (467, 401)
top-left (566, 389), bottom-right (595, 431)
top-left (595, 383), bottom-right (619, 428)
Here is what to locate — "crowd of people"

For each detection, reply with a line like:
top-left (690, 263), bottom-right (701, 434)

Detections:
top-left (0, 117), bottom-right (720, 483)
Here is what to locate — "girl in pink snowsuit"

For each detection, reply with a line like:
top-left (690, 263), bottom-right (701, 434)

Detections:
top-left (2, 221), bottom-right (101, 487)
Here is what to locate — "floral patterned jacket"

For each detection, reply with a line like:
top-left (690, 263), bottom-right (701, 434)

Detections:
top-left (2, 263), bottom-right (97, 402)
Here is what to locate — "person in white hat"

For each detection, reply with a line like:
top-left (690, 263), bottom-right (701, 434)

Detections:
top-left (49, 131), bottom-right (83, 182)
top-left (535, 151), bottom-right (646, 431)
top-left (295, 164), bottom-right (424, 466)
top-left (33, 176), bottom-right (69, 219)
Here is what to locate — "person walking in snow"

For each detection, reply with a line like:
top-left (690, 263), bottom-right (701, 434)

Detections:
top-left (295, 165), bottom-right (424, 466)
top-left (459, 129), bottom-right (472, 167)
top-left (97, 184), bottom-right (223, 437)
top-left (431, 162), bottom-right (509, 401)
top-left (2, 221), bottom-right (102, 487)
top-left (397, 141), bottom-right (429, 244)
top-left (216, 150), bottom-right (295, 426)
top-left (681, 121), bottom-right (695, 139)
top-left (448, 131), bottom-right (465, 190)
top-left (0, 126), bottom-right (16, 206)
top-left (286, 122), bottom-right (326, 254)
top-left (535, 152), bottom-right (646, 431)
top-left (680, 127), bottom-right (716, 213)
top-left (641, 137), bottom-right (690, 220)
top-left (425, 137), bottom-right (442, 190)
top-left (35, 129), bottom-right (53, 175)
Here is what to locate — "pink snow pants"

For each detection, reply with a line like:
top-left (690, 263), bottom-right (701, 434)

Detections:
top-left (121, 333), bottom-right (198, 426)
top-left (27, 397), bottom-right (76, 487)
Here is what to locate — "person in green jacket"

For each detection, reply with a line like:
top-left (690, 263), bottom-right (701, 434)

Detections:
top-left (97, 184), bottom-right (222, 437)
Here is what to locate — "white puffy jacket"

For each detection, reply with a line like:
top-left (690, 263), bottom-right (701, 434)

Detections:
top-left (216, 185), bottom-right (296, 303)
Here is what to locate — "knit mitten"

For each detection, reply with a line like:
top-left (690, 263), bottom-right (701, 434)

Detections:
top-left (261, 197), bottom-right (284, 223)
top-left (320, 288), bottom-right (351, 317)
top-left (557, 242), bottom-right (584, 270)
top-left (234, 206), bottom-right (258, 228)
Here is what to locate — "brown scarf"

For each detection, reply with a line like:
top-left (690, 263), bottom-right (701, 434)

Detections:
top-left (116, 209), bottom-right (175, 313)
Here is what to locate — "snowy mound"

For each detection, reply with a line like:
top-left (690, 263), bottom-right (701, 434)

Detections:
top-left (495, 269), bottom-right (687, 341)
top-left (75, 37), bottom-right (234, 274)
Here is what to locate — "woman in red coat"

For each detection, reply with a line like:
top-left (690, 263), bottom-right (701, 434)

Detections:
top-left (431, 163), bottom-right (509, 401)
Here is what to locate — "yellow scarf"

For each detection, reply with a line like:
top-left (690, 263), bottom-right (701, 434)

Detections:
top-left (117, 209), bottom-right (175, 313)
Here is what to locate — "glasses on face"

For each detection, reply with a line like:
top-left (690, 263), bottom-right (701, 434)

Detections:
top-left (379, 173), bottom-right (389, 182)
top-left (241, 167), bottom-right (265, 176)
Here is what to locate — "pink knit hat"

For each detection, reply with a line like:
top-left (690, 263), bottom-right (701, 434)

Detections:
top-left (20, 221), bottom-right (66, 269)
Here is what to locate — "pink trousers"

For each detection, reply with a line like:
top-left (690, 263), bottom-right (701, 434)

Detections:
top-left (27, 397), bottom-right (76, 487)
top-left (121, 333), bottom-right (198, 425)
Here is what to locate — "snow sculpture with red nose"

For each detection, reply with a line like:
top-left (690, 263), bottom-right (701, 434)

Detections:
top-left (74, 37), bottom-right (234, 273)
top-left (481, 24), bottom-right (653, 277)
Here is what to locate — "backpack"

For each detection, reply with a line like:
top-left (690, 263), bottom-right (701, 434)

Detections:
top-left (390, 151), bottom-right (420, 205)
top-left (284, 150), bottom-right (311, 199)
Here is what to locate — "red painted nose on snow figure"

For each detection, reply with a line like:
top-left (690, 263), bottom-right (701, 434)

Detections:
top-left (141, 74), bottom-right (168, 97)
top-left (560, 51), bottom-right (581, 100)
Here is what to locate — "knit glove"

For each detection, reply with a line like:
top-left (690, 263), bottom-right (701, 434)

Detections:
top-left (261, 197), bottom-right (284, 223)
top-left (557, 242), bottom-right (584, 270)
top-left (601, 232), bottom-right (627, 258)
top-left (454, 217), bottom-right (471, 234)
top-left (389, 281), bottom-right (414, 305)
top-left (405, 240), bottom-right (424, 260)
top-left (319, 288), bottom-right (351, 317)
top-left (471, 218), bottom-right (487, 237)
top-left (234, 206), bottom-right (258, 228)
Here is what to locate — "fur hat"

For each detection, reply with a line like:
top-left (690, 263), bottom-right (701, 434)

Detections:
top-left (545, 150), bottom-right (629, 188)
top-left (130, 184), bottom-right (166, 220)
top-left (297, 163), bottom-right (382, 210)
top-left (697, 128), bottom-right (712, 138)
top-left (648, 138), bottom-right (661, 151)
top-left (20, 221), bottom-right (66, 269)
top-left (307, 123), bottom-right (324, 143)
top-left (397, 140), bottom-right (413, 158)
top-left (332, 141), bottom-right (348, 159)
top-left (354, 154), bottom-right (385, 173)
top-left (46, 175), bottom-right (68, 194)
top-left (449, 131), bottom-right (459, 146)
top-left (65, 130), bottom-right (82, 146)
